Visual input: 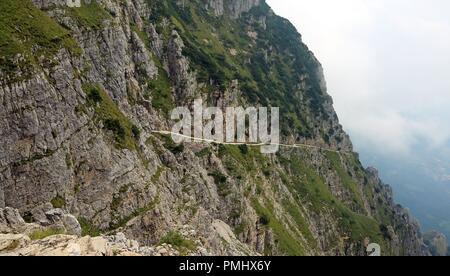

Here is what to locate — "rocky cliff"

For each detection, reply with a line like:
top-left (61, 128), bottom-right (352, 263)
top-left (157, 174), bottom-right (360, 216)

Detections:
top-left (0, 0), bottom-right (429, 256)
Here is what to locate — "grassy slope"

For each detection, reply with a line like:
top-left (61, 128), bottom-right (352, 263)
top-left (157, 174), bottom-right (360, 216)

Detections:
top-left (83, 84), bottom-right (139, 151)
top-left (0, 0), bottom-right (79, 80)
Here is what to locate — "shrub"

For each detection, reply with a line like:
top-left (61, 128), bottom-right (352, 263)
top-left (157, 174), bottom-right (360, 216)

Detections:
top-left (131, 125), bottom-right (141, 140)
top-left (29, 227), bottom-right (65, 241)
top-left (78, 218), bottom-right (101, 237)
top-left (159, 231), bottom-right (196, 252)
top-left (88, 87), bottom-right (102, 103)
top-left (50, 196), bottom-right (66, 209)
top-left (238, 144), bottom-right (249, 155)
top-left (158, 134), bottom-right (185, 154)
top-left (259, 214), bottom-right (270, 225)
top-left (208, 171), bottom-right (227, 185)
top-left (195, 148), bottom-right (211, 158)
top-left (104, 119), bottom-right (126, 140)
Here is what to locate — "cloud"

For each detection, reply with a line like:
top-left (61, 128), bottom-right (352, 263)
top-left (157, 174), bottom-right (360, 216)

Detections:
top-left (266, 0), bottom-right (450, 157)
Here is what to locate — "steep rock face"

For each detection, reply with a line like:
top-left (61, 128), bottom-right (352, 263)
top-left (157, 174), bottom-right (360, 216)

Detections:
top-left (206, 0), bottom-right (260, 18)
top-left (0, 0), bottom-right (429, 256)
top-left (424, 231), bottom-right (448, 256)
top-left (227, 0), bottom-right (261, 18)
top-left (206, 0), bottom-right (225, 16)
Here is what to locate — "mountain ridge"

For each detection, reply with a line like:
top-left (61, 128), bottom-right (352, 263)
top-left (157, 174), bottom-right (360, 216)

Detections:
top-left (0, 0), bottom-right (430, 256)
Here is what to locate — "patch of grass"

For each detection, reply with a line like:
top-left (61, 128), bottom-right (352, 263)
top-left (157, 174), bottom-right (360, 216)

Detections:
top-left (208, 170), bottom-right (227, 185)
top-left (281, 155), bottom-right (385, 247)
top-left (66, 0), bottom-right (111, 30)
top-left (251, 198), bottom-right (306, 256)
top-left (155, 133), bottom-right (184, 154)
top-left (325, 152), bottom-right (366, 211)
top-left (281, 156), bottom-right (335, 213)
top-left (337, 206), bottom-right (384, 243)
top-left (195, 147), bottom-right (211, 158)
top-left (218, 144), bottom-right (267, 174)
top-left (146, 69), bottom-right (175, 117)
top-left (282, 200), bottom-right (317, 248)
top-left (234, 219), bottom-right (248, 236)
top-left (83, 84), bottom-right (138, 150)
top-left (159, 231), bottom-right (196, 254)
top-left (50, 196), bottom-right (66, 209)
top-left (0, 0), bottom-right (80, 81)
top-left (78, 217), bottom-right (101, 237)
top-left (29, 227), bottom-right (65, 241)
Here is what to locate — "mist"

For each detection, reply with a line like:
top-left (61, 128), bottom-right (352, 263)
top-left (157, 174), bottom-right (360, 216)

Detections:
top-left (267, 0), bottom-right (450, 239)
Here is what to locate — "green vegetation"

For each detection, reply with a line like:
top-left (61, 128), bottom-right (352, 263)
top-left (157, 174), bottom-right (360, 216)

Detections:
top-left (281, 155), bottom-right (385, 246)
top-left (326, 152), bottom-right (366, 211)
top-left (50, 196), bottom-right (66, 209)
top-left (130, 22), bottom-right (175, 116)
top-left (146, 70), bottom-right (175, 117)
top-left (84, 84), bottom-right (139, 150)
top-left (218, 144), bottom-right (267, 175)
top-left (238, 144), bottom-right (249, 155)
top-left (159, 231), bottom-right (196, 254)
top-left (0, 0), bottom-right (80, 80)
top-left (208, 170), bottom-right (227, 185)
top-left (154, 133), bottom-right (184, 154)
top-left (208, 170), bottom-right (229, 197)
top-left (148, 0), bottom-right (328, 138)
top-left (131, 125), bottom-right (141, 140)
top-left (283, 200), bottom-right (317, 248)
top-left (252, 198), bottom-right (306, 256)
top-left (79, 217), bottom-right (101, 237)
top-left (195, 147), bottom-right (211, 158)
top-left (29, 227), bottom-right (65, 241)
top-left (109, 197), bottom-right (160, 230)
top-left (280, 156), bottom-right (334, 213)
top-left (66, 0), bottom-right (111, 29)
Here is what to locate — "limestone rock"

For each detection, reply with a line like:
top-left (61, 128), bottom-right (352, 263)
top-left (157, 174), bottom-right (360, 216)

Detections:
top-left (62, 214), bottom-right (82, 237)
top-left (0, 0), bottom-right (430, 257)
top-left (0, 208), bottom-right (26, 233)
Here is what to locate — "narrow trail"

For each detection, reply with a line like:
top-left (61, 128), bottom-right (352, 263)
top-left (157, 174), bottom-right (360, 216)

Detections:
top-left (151, 130), bottom-right (352, 154)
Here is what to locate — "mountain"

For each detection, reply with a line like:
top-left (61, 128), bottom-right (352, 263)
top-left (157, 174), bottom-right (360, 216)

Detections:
top-left (424, 231), bottom-right (448, 256)
top-left (359, 145), bottom-right (450, 246)
top-left (0, 0), bottom-right (430, 256)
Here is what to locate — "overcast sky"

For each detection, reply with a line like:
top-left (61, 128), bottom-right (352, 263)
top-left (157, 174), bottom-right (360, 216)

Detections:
top-left (266, 0), bottom-right (450, 158)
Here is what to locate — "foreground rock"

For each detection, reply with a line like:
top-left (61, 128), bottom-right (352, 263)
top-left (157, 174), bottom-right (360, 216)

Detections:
top-left (0, 208), bottom-right (241, 256)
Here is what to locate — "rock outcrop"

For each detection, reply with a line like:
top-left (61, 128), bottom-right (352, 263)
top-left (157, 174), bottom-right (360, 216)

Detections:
top-left (0, 207), bottom-right (249, 256)
top-left (205, 0), bottom-right (261, 18)
top-left (424, 231), bottom-right (448, 256)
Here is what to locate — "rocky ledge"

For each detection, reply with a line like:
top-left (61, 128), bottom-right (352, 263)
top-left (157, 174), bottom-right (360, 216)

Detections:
top-left (0, 207), bottom-right (214, 256)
